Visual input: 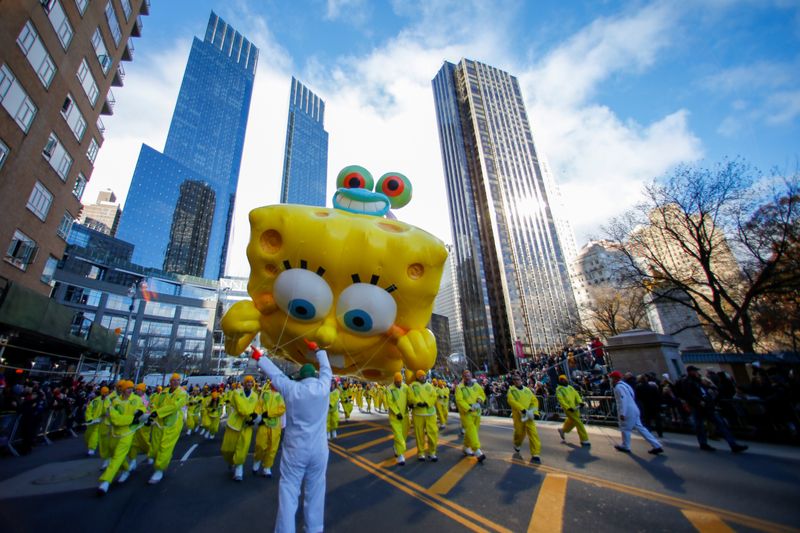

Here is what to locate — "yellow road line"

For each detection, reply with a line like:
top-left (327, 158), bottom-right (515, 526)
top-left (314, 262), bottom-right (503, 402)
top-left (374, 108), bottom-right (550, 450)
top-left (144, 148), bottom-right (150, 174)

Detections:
top-left (331, 442), bottom-right (513, 533)
top-left (429, 457), bottom-right (477, 495)
top-left (682, 510), bottom-right (734, 533)
top-left (335, 426), bottom-right (384, 439)
top-left (348, 434), bottom-right (395, 453)
top-left (528, 474), bottom-right (567, 533)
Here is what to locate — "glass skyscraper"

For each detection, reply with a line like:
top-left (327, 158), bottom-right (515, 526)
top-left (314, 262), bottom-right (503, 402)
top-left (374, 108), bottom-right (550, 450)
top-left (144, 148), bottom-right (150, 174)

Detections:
top-left (117, 12), bottom-right (257, 279)
top-left (432, 59), bottom-right (578, 372)
top-left (280, 77), bottom-right (329, 206)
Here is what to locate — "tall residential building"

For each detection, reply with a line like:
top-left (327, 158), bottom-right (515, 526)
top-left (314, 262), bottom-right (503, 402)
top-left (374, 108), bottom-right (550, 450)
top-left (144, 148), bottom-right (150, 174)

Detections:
top-left (79, 188), bottom-right (122, 235)
top-left (280, 77), bottom-right (329, 206)
top-left (570, 240), bottom-right (628, 310)
top-left (432, 59), bottom-right (578, 372)
top-left (117, 12), bottom-right (257, 279)
top-left (0, 0), bottom-right (149, 295)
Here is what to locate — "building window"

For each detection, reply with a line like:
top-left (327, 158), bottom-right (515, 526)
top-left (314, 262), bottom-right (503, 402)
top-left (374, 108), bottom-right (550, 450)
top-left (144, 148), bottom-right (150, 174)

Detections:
top-left (76, 59), bottom-right (99, 106)
top-left (0, 139), bottom-right (8, 170)
top-left (91, 28), bottom-right (112, 74)
top-left (5, 230), bottom-right (37, 271)
top-left (120, 0), bottom-right (132, 19)
top-left (57, 212), bottom-right (74, 240)
top-left (42, 132), bottom-right (72, 180)
top-left (75, 0), bottom-right (89, 15)
top-left (72, 173), bottom-right (87, 200)
top-left (17, 21), bottom-right (57, 88)
top-left (27, 181), bottom-right (54, 221)
top-left (61, 93), bottom-right (86, 141)
top-left (86, 137), bottom-right (99, 163)
top-left (0, 64), bottom-right (37, 132)
top-left (45, 0), bottom-right (73, 50)
top-left (41, 255), bottom-right (59, 283)
top-left (105, 2), bottom-right (122, 45)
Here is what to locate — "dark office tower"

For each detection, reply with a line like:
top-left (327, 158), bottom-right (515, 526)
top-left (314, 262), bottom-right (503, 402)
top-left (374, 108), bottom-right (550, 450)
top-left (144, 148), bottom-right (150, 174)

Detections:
top-left (432, 59), bottom-right (578, 373)
top-left (117, 12), bottom-right (257, 278)
top-left (163, 180), bottom-right (215, 277)
top-left (280, 77), bottom-right (329, 206)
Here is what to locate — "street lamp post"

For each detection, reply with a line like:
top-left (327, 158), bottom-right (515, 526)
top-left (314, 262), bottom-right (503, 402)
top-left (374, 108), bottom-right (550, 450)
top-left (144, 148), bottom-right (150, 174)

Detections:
top-left (120, 281), bottom-right (139, 379)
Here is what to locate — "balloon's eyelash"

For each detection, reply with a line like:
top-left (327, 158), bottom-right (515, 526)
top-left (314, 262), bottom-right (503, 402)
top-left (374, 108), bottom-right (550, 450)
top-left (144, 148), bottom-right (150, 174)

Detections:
top-left (282, 259), bottom-right (326, 278)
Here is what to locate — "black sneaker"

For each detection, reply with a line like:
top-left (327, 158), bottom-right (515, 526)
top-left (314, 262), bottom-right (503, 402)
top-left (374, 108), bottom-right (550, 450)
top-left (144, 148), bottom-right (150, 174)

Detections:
top-left (731, 444), bottom-right (748, 453)
top-left (700, 444), bottom-right (716, 452)
top-left (648, 447), bottom-right (664, 455)
top-left (531, 456), bottom-right (542, 464)
top-left (614, 445), bottom-right (631, 453)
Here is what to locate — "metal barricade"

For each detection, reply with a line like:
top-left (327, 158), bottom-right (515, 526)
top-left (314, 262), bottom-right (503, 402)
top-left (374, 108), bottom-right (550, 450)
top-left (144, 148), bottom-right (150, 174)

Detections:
top-left (0, 413), bottom-right (20, 457)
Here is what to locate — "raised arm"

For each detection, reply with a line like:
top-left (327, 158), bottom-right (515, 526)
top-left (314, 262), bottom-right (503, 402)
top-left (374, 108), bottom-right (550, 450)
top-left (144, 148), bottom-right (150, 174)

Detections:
top-left (252, 346), bottom-right (294, 396)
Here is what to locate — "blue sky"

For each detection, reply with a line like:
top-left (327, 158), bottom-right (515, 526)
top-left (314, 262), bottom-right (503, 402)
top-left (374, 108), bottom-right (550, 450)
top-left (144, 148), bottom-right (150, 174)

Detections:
top-left (90, 0), bottom-right (800, 275)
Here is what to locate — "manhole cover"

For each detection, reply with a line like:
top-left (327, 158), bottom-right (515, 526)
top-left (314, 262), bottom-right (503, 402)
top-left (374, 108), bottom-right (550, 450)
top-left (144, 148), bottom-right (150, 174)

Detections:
top-left (32, 470), bottom-right (94, 485)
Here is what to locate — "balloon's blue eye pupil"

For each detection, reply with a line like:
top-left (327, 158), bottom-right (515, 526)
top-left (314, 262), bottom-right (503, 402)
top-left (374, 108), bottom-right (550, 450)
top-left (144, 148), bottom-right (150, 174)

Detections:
top-left (289, 299), bottom-right (315, 320)
top-left (344, 310), bottom-right (372, 332)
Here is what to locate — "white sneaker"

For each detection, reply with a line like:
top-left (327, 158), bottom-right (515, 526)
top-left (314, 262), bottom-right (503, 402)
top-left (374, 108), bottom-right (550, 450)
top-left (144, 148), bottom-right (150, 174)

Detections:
top-left (147, 457), bottom-right (154, 465)
top-left (118, 470), bottom-right (130, 483)
top-left (332, 430), bottom-right (337, 438)
top-left (262, 467), bottom-right (272, 478)
top-left (128, 459), bottom-right (137, 472)
top-left (327, 432), bottom-right (332, 440)
top-left (513, 446), bottom-right (521, 452)
top-left (558, 428), bottom-right (565, 442)
top-left (463, 447), bottom-right (474, 456)
top-left (87, 449), bottom-right (96, 456)
top-left (252, 461), bottom-right (261, 473)
top-left (476, 449), bottom-right (486, 462)
top-left (185, 430), bottom-right (191, 436)
top-left (233, 465), bottom-right (243, 481)
top-left (100, 459), bottom-right (110, 471)
top-left (397, 454), bottom-right (405, 465)
top-left (148, 470), bottom-right (163, 485)
top-left (97, 481), bottom-right (109, 495)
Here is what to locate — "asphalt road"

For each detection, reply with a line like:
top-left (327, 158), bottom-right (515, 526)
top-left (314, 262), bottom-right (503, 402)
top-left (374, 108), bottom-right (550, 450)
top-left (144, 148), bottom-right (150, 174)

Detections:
top-left (0, 410), bottom-right (798, 533)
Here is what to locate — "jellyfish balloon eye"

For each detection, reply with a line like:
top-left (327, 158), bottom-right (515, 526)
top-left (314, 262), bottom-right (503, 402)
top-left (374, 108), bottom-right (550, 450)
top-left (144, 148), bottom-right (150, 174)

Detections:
top-left (376, 172), bottom-right (412, 209)
top-left (336, 165), bottom-right (374, 191)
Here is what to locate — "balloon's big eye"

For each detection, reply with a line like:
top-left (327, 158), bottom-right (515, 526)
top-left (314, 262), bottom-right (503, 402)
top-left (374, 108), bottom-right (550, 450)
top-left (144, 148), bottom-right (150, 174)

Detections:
top-left (336, 165), bottom-right (374, 190)
top-left (376, 172), bottom-right (412, 208)
top-left (273, 269), bottom-right (333, 322)
top-left (336, 283), bottom-right (397, 336)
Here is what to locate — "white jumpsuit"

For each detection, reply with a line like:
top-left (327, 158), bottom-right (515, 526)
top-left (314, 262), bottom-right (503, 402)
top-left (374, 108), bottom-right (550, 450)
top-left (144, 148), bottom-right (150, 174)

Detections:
top-left (257, 350), bottom-right (332, 533)
top-left (614, 380), bottom-right (662, 451)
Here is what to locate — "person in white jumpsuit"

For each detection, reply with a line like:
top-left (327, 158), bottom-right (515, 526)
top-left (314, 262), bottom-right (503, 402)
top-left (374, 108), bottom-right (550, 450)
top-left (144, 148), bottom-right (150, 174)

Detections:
top-left (609, 371), bottom-right (664, 455)
top-left (253, 341), bottom-right (331, 533)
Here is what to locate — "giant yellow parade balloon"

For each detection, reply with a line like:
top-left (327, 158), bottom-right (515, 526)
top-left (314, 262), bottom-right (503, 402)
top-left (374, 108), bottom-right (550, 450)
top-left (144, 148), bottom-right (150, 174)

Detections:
top-left (221, 165), bottom-right (448, 383)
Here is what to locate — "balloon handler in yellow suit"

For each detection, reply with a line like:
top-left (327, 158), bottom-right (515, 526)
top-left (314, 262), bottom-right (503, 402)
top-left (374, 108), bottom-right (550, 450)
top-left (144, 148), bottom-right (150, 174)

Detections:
top-left (386, 372), bottom-right (410, 465)
top-left (83, 386), bottom-right (106, 456)
top-left (327, 380), bottom-right (341, 440)
top-left (202, 390), bottom-right (223, 439)
top-left (340, 382), bottom-right (354, 422)
top-left (456, 370), bottom-right (487, 461)
top-left (409, 370), bottom-right (439, 462)
top-left (221, 375), bottom-right (259, 481)
top-left (556, 375), bottom-right (590, 447)
top-left (97, 380), bottom-right (146, 494)
top-left (253, 382), bottom-right (286, 478)
top-left (147, 373), bottom-right (189, 484)
top-left (506, 373), bottom-right (542, 463)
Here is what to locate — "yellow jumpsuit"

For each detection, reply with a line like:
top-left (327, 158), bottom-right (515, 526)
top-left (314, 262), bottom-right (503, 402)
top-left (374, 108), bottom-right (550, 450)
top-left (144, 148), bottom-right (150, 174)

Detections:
top-left (456, 382), bottom-right (486, 452)
top-left (507, 385), bottom-right (542, 456)
top-left (436, 385), bottom-right (450, 427)
top-left (146, 391), bottom-right (163, 462)
top-left (364, 386), bottom-right (373, 412)
top-left (386, 383), bottom-right (410, 456)
top-left (186, 394), bottom-right (202, 432)
top-left (150, 387), bottom-right (188, 471)
top-left (409, 381), bottom-right (438, 457)
top-left (128, 393), bottom-right (151, 461)
top-left (221, 388), bottom-right (259, 466)
top-left (354, 386), bottom-right (363, 410)
top-left (203, 395), bottom-right (222, 436)
top-left (556, 384), bottom-right (589, 443)
top-left (98, 394), bottom-right (114, 460)
top-left (327, 388), bottom-right (341, 434)
top-left (254, 388), bottom-right (286, 468)
top-left (84, 395), bottom-right (104, 452)
top-left (100, 394), bottom-right (145, 483)
top-left (200, 393), bottom-right (211, 430)
top-left (341, 387), bottom-right (354, 420)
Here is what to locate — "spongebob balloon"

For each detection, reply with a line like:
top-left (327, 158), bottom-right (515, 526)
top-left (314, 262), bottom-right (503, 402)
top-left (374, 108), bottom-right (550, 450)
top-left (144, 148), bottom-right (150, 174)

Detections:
top-left (221, 165), bottom-right (448, 383)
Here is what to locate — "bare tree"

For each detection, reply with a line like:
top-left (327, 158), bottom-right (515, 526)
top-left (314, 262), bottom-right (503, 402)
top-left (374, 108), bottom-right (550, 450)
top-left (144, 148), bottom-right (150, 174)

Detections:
top-left (580, 286), bottom-right (649, 338)
top-left (605, 159), bottom-right (799, 353)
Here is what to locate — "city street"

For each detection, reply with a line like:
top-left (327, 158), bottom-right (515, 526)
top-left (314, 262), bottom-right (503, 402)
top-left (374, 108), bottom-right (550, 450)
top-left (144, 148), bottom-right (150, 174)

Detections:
top-left (1, 412), bottom-right (798, 533)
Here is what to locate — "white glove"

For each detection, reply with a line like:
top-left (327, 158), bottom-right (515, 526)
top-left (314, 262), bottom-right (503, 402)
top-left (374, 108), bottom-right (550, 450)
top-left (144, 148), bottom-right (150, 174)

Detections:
top-left (527, 409), bottom-right (535, 420)
top-left (253, 414), bottom-right (262, 426)
top-left (139, 413), bottom-right (150, 425)
top-left (520, 411), bottom-right (528, 422)
top-left (471, 403), bottom-right (480, 411)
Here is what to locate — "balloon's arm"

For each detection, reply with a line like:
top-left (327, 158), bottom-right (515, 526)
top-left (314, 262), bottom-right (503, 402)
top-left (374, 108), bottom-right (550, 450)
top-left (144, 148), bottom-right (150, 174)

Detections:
top-left (396, 328), bottom-right (436, 373)
top-left (221, 300), bottom-right (260, 355)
